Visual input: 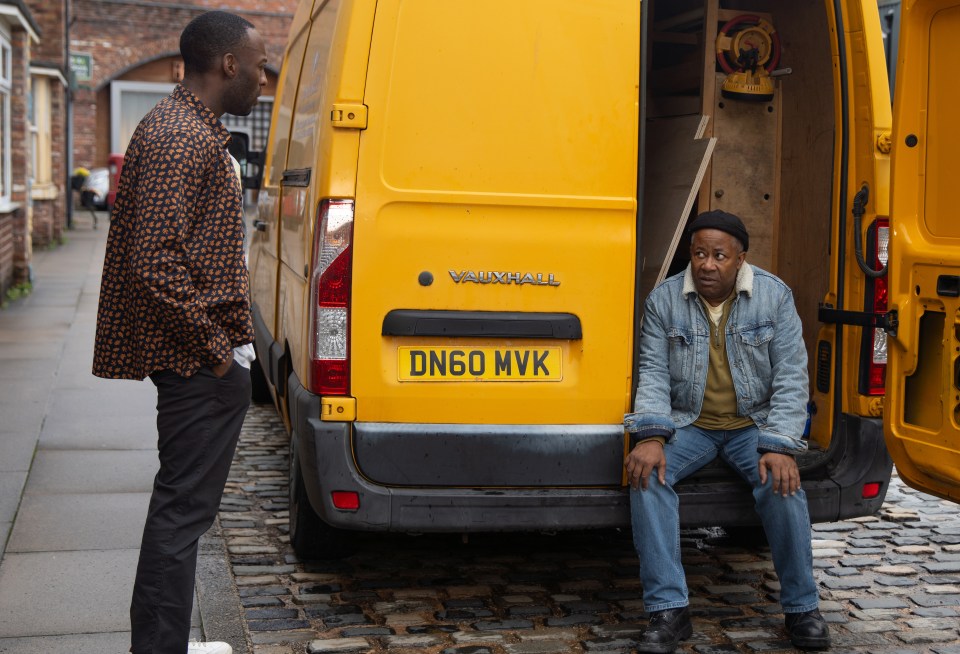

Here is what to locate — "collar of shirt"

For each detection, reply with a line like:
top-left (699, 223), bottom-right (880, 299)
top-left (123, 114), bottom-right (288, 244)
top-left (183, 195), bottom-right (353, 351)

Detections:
top-left (172, 84), bottom-right (232, 149)
top-left (699, 289), bottom-right (735, 326)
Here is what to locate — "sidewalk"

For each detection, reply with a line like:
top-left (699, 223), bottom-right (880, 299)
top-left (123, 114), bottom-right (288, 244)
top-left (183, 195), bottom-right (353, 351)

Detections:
top-left (0, 219), bottom-right (246, 653)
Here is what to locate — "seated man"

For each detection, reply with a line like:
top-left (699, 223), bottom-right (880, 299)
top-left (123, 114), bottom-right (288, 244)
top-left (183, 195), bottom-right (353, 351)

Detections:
top-left (624, 210), bottom-right (830, 652)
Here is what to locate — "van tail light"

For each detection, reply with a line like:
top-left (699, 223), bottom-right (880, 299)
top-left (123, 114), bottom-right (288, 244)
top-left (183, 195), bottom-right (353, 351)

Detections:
top-left (860, 218), bottom-right (889, 396)
top-left (308, 199), bottom-right (354, 395)
top-left (331, 491), bottom-right (360, 511)
top-left (861, 482), bottom-right (882, 499)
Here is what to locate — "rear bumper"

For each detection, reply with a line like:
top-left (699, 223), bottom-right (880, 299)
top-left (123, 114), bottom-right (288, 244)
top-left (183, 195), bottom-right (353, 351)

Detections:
top-left (288, 379), bottom-right (892, 532)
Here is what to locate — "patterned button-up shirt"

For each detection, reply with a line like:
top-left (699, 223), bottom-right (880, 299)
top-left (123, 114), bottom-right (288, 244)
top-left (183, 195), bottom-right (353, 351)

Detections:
top-left (93, 84), bottom-right (254, 380)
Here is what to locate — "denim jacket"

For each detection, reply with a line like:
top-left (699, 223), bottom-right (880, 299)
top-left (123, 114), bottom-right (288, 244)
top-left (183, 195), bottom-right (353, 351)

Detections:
top-left (624, 262), bottom-right (809, 454)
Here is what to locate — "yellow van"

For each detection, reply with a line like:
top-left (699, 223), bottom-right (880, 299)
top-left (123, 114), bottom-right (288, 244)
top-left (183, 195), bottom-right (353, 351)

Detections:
top-left (247, 0), bottom-right (959, 558)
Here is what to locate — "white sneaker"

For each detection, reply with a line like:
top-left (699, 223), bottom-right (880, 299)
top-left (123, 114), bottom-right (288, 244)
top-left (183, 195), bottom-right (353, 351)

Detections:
top-left (187, 641), bottom-right (232, 654)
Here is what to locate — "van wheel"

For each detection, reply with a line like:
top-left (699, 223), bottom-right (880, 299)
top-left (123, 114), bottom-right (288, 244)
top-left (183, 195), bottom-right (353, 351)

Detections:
top-left (249, 355), bottom-right (271, 404)
top-left (289, 439), bottom-right (352, 560)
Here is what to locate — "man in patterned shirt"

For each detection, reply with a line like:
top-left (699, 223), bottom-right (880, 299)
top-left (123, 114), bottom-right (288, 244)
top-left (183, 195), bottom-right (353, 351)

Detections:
top-left (93, 11), bottom-right (267, 654)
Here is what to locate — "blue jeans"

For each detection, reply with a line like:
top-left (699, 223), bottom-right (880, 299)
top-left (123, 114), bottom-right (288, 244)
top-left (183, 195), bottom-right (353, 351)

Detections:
top-left (629, 424), bottom-right (819, 614)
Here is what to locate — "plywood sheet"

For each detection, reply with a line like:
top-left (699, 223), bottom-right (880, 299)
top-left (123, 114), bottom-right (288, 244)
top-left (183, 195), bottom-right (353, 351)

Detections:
top-left (641, 115), bottom-right (716, 300)
top-left (708, 73), bottom-right (780, 273)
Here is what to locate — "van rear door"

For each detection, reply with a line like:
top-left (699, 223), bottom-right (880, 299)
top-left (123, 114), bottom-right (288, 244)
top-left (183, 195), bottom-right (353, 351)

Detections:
top-left (350, 0), bottom-right (640, 426)
top-left (885, 0), bottom-right (960, 503)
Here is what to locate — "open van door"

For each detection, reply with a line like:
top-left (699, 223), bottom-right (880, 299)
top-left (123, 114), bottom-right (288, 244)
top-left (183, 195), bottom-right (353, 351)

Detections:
top-left (885, 0), bottom-right (960, 503)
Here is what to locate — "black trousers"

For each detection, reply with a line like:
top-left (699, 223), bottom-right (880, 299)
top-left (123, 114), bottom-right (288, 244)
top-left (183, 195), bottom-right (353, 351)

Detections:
top-left (131, 362), bottom-right (250, 654)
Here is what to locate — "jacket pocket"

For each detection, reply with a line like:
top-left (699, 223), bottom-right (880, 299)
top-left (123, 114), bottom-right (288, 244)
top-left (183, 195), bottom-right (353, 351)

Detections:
top-left (666, 327), bottom-right (693, 383)
top-left (737, 322), bottom-right (774, 390)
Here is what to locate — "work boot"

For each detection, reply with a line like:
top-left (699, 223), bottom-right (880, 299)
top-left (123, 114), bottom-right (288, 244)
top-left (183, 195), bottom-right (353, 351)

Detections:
top-left (785, 609), bottom-right (831, 649)
top-left (637, 606), bottom-right (692, 653)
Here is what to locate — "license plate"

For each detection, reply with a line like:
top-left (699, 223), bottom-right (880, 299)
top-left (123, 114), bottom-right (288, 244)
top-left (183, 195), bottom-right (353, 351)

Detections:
top-left (398, 346), bottom-right (562, 382)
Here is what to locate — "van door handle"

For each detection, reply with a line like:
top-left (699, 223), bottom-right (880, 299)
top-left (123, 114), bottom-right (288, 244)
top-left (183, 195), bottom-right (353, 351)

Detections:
top-left (252, 219), bottom-right (267, 232)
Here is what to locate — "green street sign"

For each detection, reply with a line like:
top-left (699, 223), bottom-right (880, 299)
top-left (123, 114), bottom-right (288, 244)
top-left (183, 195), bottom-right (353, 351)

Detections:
top-left (70, 53), bottom-right (92, 81)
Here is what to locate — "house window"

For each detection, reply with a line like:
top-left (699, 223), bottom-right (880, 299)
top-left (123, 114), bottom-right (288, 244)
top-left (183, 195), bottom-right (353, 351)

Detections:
top-left (0, 32), bottom-right (11, 205)
top-left (110, 81), bottom-right (175, 154)
top-left (29, 75), bottom-right (53, 190)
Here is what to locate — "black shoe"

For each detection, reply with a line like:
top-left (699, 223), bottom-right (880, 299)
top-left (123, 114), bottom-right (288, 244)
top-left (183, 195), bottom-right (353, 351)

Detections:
top-left (637, 606), bottom-right (693, 654)
top-left (785, 609), bottom-right (831, 649)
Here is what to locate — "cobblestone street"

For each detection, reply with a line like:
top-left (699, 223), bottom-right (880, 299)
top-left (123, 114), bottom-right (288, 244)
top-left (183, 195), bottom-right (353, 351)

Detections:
top-left (220, 405), bottom-right (960, 654)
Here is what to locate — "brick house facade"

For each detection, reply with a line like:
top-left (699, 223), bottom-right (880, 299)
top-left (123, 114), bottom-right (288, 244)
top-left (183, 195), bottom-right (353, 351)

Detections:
top-left (0, 1), bottom-right (45, 299)
top-left (26, 0), bottom-right (68, 250)
top-left (0, 0), bottom-right (295, 301)
top-left (69, 0), bottom-right (295, 172)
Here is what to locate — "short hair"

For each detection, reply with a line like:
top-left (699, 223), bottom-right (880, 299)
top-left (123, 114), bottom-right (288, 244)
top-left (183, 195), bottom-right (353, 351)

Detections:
top-left (180, 11), bottom-right (255, 75)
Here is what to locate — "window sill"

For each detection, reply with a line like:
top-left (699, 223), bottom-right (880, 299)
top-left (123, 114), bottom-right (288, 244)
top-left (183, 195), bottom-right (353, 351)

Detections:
top-left (31, 183), bottom-right (59, 201)
top-left (0, 201), bottom-right (22, 214)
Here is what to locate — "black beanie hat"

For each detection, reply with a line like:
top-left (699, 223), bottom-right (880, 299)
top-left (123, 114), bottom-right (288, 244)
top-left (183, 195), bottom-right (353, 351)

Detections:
top-left (687, 210), bottom-right (749, 252)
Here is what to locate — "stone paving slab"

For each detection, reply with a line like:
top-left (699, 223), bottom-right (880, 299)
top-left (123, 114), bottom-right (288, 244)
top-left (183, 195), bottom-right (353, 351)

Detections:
top-left (0, 430), bottom-right (40, 474)
top-left (0, 342), bottom-right (69, 364)
top-left (0, 398), bottom-right (48, 437)
top-left (22, 449), bottom-right (158, 494)
top-left (38, 409), bottom-right (157, 450)
top-left (0, 549), bottom-right (140, 637)
top-left (46, 384), bottom-right (157, 419)
top-left (0, 307), bottom-right (76, 334)
top-left (6, 492), bottom-right (150, 552)
top-left (0, 472), bottom-right (26, 525)
top-left (0, 631), bottom-right (131, 654)
top-left (0, 357), bottom-right (60, 383)
top-left (0, 522), bottom-right (10, 560)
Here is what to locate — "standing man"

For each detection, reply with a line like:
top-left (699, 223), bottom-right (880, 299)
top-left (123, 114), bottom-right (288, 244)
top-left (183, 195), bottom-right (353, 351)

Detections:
top-left (624, 211), bottom-right (830, 652)
top-left (93, 11), bottom-right (267, 654)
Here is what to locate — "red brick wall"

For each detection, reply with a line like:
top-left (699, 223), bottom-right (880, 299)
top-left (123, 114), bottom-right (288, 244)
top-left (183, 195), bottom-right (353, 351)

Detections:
top-left (31, 202), bottom-right (54, 246)
top-left (11, 31), bottom-right (29, 207)
top-left (11, 30), bottom-right (31, 284)
top-left (18, 1), bottom-right (70, 248)
top-left (71, 0), bottom-right (296, 167)
top-left (0, 213), bottom-right (13, 299)
top-left (24, 0), bottom-right (69, 245)
top-left (24, 1), bottom-right (65, 64)
top-left (49, 81), bottom-right (67, 241)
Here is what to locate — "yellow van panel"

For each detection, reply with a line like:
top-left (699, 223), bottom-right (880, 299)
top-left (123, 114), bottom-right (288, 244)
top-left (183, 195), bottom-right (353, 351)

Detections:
top-left (351, 203), bottom-right (635, 424)
top-left (250, 21), bottom-right (311, 343)
top-left (922, 4), bottom-right (960, 238)
top-left (352, 0), bottom-right (638, 426)
top-left (371, 0), bottom-right (637, 199)
top-left (885, 0), bottom-right (960, 503)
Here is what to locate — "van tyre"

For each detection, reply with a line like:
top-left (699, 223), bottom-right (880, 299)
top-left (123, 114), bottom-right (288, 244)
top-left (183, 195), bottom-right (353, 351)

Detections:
top-left (249, 355), bottom-right (271, 404)
top-left (289, 439), bottom-right (352, 560)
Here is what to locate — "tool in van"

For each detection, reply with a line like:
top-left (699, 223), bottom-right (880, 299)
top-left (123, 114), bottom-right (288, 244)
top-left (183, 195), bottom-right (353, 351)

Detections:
top-left (715, 14), bottom-right (781, 101)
